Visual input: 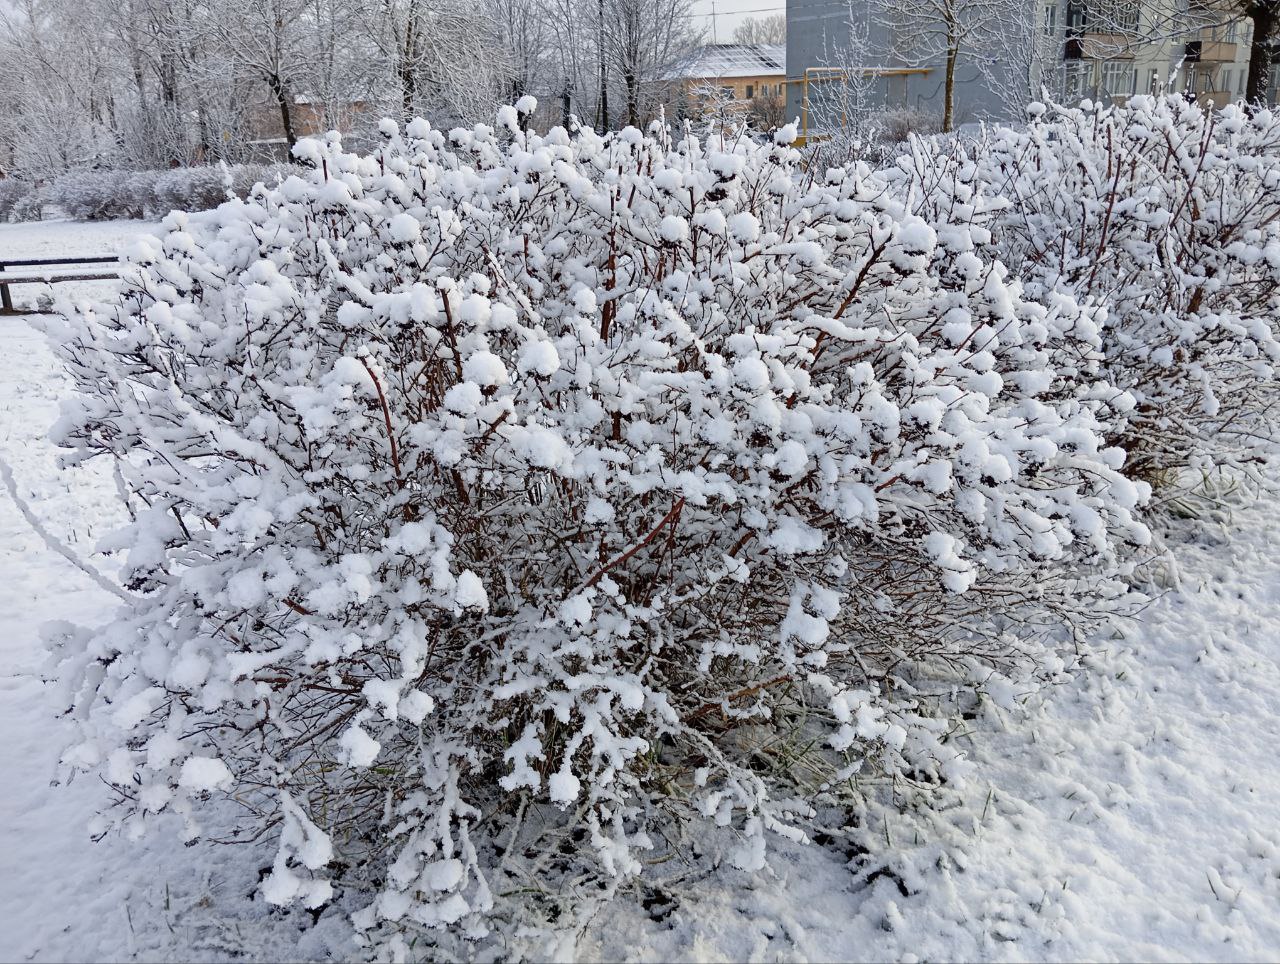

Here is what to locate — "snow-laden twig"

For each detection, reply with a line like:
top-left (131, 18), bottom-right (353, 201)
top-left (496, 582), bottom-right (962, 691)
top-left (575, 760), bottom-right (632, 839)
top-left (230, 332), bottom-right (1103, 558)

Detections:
top-left (0, 454), bottom-right (135, 604)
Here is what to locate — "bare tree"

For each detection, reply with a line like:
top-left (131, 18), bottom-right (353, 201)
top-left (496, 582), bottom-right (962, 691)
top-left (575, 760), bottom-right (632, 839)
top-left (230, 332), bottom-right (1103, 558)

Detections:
top-left (488, 0), bottom-right (551, 102)
top-left (806, 1), bottom-right (898, 148)
top-left (205, 0), bottom-right (313, 148)
top-left (371, 0), bottom-right (507, 125)
top-left (871, 0), bottom-right (1008, 131)
top-left (731, 14), bottom-right (786, 45)
top-left (602, 0), bottom-right (701, 128)
top-left (541, 0), bottom-right (600, 125)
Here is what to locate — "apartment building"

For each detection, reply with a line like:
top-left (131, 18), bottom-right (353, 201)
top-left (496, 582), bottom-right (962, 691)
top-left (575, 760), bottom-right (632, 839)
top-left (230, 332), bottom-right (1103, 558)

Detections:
top-left (786, 0), bottom-right (1259, 138)
top-left (1053, 1), bottom-right (1252, 105)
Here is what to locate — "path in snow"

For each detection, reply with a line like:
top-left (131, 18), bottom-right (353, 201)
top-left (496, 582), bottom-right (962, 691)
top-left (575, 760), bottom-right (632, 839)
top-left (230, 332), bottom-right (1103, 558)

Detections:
top-left (2, 219), bottom-right (1279, 962)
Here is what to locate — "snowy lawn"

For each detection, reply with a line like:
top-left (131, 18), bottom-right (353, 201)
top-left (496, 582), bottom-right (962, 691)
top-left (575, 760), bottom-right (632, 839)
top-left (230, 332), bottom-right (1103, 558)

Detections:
top-left (3, 217), bottom-right (1280, 962)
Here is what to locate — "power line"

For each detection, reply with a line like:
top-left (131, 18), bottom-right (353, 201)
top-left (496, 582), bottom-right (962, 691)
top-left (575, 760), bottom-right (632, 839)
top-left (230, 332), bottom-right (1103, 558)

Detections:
top-left (681, 3), bottom-right (787, 20)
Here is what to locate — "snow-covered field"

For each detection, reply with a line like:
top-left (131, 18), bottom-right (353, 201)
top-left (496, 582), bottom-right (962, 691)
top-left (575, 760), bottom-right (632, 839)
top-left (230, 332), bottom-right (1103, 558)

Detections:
top-left (3, 218), bottom-right (1279, 962)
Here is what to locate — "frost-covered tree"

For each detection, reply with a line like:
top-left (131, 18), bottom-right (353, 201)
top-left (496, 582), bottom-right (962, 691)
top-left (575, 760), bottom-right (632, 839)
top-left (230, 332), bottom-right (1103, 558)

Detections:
top-left (731, 14), bottom-right (786, 45)
top-left (602, 0), bottom-right (701, 127)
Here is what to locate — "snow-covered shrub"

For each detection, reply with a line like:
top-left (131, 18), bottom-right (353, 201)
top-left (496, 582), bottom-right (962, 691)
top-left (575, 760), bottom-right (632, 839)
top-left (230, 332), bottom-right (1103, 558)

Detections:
top-left (46, 169), bottom-right (146, 220)
top-left (892, 95), bottom-right (1280, 487)
top-left (875, 108), bottom-right (943, 144)
top-left (49, 105), bottom-right (1149, 941)
top-left (123, 171), bottom-right (159, 218)
top-left (152, 165), bottom-right (230, 214)
top-left (148, 163), bottom-right (300, 215)
top-left (0, 178), bottom-right (34, 222)
top-left (31, 165), bottom-right (310, 221)
top-left (225, 162), bottom-right (290, 199)
top-left (11, 189), bottom-right (45, 222)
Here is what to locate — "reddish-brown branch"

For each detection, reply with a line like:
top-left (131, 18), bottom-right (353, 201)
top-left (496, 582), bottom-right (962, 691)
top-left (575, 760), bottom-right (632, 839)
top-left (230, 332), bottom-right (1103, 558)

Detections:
top-left (875, 473), bottom-right (902, 493)
top-left (359, 354), bottom-right (403, 486)
top-left (283, 597), bottom-right (313, 616)
top-left (683, 673), bottom-right (794, 724)
top-left (580, 497), bottom-right (685, 590)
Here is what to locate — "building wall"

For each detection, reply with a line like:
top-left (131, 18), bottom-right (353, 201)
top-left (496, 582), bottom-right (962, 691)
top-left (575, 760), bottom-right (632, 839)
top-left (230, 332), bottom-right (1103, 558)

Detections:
top-left (684, 75), bottom-right (787, 101)
top-left (785, 0), bottom-right (1036, 135)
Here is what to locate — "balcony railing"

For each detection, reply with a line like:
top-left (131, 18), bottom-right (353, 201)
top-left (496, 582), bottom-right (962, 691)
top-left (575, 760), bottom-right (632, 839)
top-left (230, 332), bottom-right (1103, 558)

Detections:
top-left (1064, 31), bottom-right (1137, 60)
top-left (1185, 26), bottom-right (1239, 63)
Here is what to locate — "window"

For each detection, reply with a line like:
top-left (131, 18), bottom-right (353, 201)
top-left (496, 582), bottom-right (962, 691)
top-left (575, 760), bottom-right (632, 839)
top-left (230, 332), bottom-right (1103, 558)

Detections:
top-left (721, 86), bottom-right (735, 99)
top-left (1113, 1), bottom-right (1138, 34)
top-left (1042, 3), bottom-right (1057, 37)
top-left (1100, 60), bottom-right (1134, 97)
top-left (1065, 62), bottom-right (1090, 101)
top-left (746, 84), bottom-right (754, 99)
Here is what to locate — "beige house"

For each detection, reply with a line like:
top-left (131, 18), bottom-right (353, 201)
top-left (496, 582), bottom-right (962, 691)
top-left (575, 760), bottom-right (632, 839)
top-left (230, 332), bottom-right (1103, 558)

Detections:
top-left (665, 44), bottom-right (788, 127)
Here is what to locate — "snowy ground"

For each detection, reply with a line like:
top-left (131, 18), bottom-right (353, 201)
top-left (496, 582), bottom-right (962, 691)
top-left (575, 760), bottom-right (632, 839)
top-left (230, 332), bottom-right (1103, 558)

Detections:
top-left (3, 218), bottom-right (1279, 962)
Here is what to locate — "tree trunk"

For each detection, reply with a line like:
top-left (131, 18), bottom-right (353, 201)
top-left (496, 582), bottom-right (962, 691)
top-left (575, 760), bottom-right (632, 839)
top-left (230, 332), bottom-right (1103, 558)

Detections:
top-left (268, 73), bottom-right (297, 149)
top-left (400, 11), bottom-right (419, 119)
top-left (625, 70), bottom-right (638, 127)
top-left (1245, 2), bottom-right (1278, 106)
top-left (598, 0), bottom-right (609, 131)
top-left (400, 62), bottom-right (417, 119)
top-left (943, 38), bottom-right (957, 133)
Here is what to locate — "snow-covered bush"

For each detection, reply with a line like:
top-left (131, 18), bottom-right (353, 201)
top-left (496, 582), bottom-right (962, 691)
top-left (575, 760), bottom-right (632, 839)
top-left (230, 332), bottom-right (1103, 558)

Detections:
top-left (33, 164), bottom-right (304, 222)
top-left (47, 169), bottom-right (146, 220)
top-left (892, 95), bottom-right (1280, 487)
top-left (49, 105), bottom-right (1150, 942)
top-left (0, 178), bottom-right (33, 222)
top-left (226, 162), bottom-right (297, 199)
top-left (152, 165), bottom-right (230, 214)
top-left (122, 171), bottom-right (159, 219)
top-left (10, 189), bottom-right (45, 222)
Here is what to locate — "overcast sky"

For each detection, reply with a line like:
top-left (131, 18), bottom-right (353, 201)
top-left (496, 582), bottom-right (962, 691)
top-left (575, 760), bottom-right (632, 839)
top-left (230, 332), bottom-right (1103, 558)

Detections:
top-left (689, 0), bottom-right (787, 44)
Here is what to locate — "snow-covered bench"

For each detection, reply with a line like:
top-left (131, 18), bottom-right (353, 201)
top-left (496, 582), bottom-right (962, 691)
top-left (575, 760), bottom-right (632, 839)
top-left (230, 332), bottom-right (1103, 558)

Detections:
top-left (0, 256), bottom-right (119, 314)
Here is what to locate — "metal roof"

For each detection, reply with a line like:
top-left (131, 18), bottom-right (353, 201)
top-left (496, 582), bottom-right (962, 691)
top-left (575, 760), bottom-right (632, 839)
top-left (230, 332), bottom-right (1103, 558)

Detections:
top-left (671, 44), bottom-right (787, 80)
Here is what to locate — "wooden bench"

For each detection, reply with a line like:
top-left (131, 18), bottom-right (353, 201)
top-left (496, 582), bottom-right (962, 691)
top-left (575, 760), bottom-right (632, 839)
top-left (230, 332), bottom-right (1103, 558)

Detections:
top-left (0, 256), bottom-right (120, 315)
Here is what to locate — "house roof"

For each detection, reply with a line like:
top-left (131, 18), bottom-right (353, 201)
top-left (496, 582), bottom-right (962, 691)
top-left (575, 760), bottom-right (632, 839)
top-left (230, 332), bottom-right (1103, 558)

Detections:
top-left (669, 44), bottom-right (787, 81)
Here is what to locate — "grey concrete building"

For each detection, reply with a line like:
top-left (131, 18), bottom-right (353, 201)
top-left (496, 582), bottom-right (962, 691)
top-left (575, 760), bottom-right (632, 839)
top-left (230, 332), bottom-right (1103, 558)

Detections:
top-left (785, 0), bottom-right (1038, 138)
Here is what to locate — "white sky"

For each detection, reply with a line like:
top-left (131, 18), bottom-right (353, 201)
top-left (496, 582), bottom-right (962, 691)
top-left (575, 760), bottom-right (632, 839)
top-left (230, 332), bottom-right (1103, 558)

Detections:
top-left (689, 0), bottom-right (787, 44)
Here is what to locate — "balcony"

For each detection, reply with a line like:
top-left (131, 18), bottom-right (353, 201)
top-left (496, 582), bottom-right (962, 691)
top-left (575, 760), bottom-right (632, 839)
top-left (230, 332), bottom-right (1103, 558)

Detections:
top-left (1185, 32), bottom-right (1238, 63)
top-left (1197, 90), bottom-right (1236, 106)
top-left (1064, 32), bottom-right (1137, 60)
